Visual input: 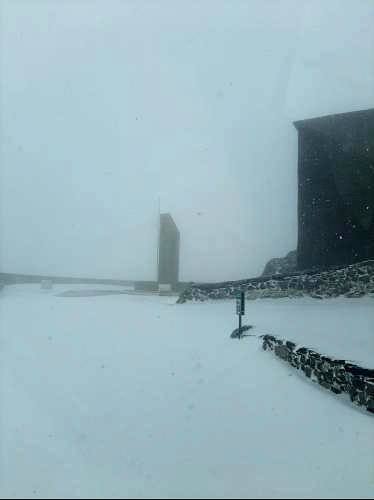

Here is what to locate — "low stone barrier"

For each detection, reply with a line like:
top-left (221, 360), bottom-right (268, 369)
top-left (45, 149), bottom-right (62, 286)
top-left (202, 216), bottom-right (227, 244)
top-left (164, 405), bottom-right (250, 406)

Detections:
top-left (262, 334), bottom-right (374, 415)
top-left (177, 259), bottom-right (374, 303)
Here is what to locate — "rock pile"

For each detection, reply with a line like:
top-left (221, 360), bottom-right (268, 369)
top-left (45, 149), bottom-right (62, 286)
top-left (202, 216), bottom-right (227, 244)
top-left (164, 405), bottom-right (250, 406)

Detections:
top-left (262, 250), bottom-right (297, 277)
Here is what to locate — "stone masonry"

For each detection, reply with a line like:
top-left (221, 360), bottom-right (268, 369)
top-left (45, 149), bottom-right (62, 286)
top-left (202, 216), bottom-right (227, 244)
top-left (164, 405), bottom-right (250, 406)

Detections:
top-left (262, 334), bottom-right (374, 415)
top-left (177, 259), bottom-right (374, 303)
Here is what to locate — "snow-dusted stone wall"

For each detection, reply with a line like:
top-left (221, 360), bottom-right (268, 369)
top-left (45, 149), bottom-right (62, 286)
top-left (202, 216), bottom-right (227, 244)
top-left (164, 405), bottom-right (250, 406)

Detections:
top-left (262, 334), bottom-right (374, 415)
top-left (177, 259), bottom-right (374, 303)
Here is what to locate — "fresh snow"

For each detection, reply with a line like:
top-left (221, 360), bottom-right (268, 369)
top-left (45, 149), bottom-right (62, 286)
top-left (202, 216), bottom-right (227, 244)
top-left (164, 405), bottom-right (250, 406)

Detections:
top-left (0, 285), bottom-right (373, 499)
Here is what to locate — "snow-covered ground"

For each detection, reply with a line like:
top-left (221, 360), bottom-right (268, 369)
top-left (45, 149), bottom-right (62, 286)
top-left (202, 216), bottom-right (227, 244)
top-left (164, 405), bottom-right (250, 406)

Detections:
top-left (0, 285), bottom-right (373, 499)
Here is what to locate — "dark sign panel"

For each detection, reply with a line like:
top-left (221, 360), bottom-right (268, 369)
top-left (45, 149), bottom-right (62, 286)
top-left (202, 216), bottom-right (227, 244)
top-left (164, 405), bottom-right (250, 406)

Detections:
top-left (236, 291), bottom-right (245, 316)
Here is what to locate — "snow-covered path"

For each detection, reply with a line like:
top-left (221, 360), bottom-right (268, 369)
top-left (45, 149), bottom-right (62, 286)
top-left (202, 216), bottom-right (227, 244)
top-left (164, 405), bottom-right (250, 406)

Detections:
top-left (0, 286), bottom-right (373, 499)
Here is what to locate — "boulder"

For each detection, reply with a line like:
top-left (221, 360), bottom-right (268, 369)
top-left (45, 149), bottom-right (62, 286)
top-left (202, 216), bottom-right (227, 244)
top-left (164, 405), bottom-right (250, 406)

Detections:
top-left (262, 250), bottom-right (297, 277)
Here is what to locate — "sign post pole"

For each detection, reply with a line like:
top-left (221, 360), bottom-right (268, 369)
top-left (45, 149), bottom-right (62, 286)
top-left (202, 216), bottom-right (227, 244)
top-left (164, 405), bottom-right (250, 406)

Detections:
top-left (239, 308), bottom-right (242, 338)
top-left (236, 291), bottom-right (245, 339)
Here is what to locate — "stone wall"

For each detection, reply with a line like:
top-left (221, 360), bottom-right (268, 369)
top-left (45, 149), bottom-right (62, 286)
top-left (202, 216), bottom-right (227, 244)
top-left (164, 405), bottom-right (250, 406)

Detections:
top-left (262, 334), bottom-right (374, 415)
top-left (177, 259), bottom-right (374, 303)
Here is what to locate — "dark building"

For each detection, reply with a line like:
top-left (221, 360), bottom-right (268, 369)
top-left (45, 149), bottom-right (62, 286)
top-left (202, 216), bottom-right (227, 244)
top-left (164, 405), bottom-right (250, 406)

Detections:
top-left (158, 213), bottom-right (180, 288)
top-left (294, 108), bottom-right (374, 270)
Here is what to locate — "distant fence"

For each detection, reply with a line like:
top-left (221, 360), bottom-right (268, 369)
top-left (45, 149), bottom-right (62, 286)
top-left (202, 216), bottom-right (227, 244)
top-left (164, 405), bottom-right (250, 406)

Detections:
top-left (0, 273), bottom-right (133, 286)
top-left (0, 273), bottom-right (192, 293)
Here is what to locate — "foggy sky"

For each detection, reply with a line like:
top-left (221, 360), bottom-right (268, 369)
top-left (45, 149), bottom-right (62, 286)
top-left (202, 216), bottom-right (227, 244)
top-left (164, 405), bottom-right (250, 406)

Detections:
top-left (1, 0), bottom-right (373, 282)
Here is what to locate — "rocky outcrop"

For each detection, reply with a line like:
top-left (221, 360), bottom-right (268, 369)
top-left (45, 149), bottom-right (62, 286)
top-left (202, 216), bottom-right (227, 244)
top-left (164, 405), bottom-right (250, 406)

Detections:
top-left (262, 334), bottom-right (374, 415)
top-left (262, 250), bottom-right (297, 277)
top-left (177, 259), bottom-right (374, 303)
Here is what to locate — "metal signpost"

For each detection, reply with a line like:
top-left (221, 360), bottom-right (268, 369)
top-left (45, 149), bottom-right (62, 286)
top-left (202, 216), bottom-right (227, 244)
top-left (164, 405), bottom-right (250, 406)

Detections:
top-left (236, 291), bottom-right (245, 339)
